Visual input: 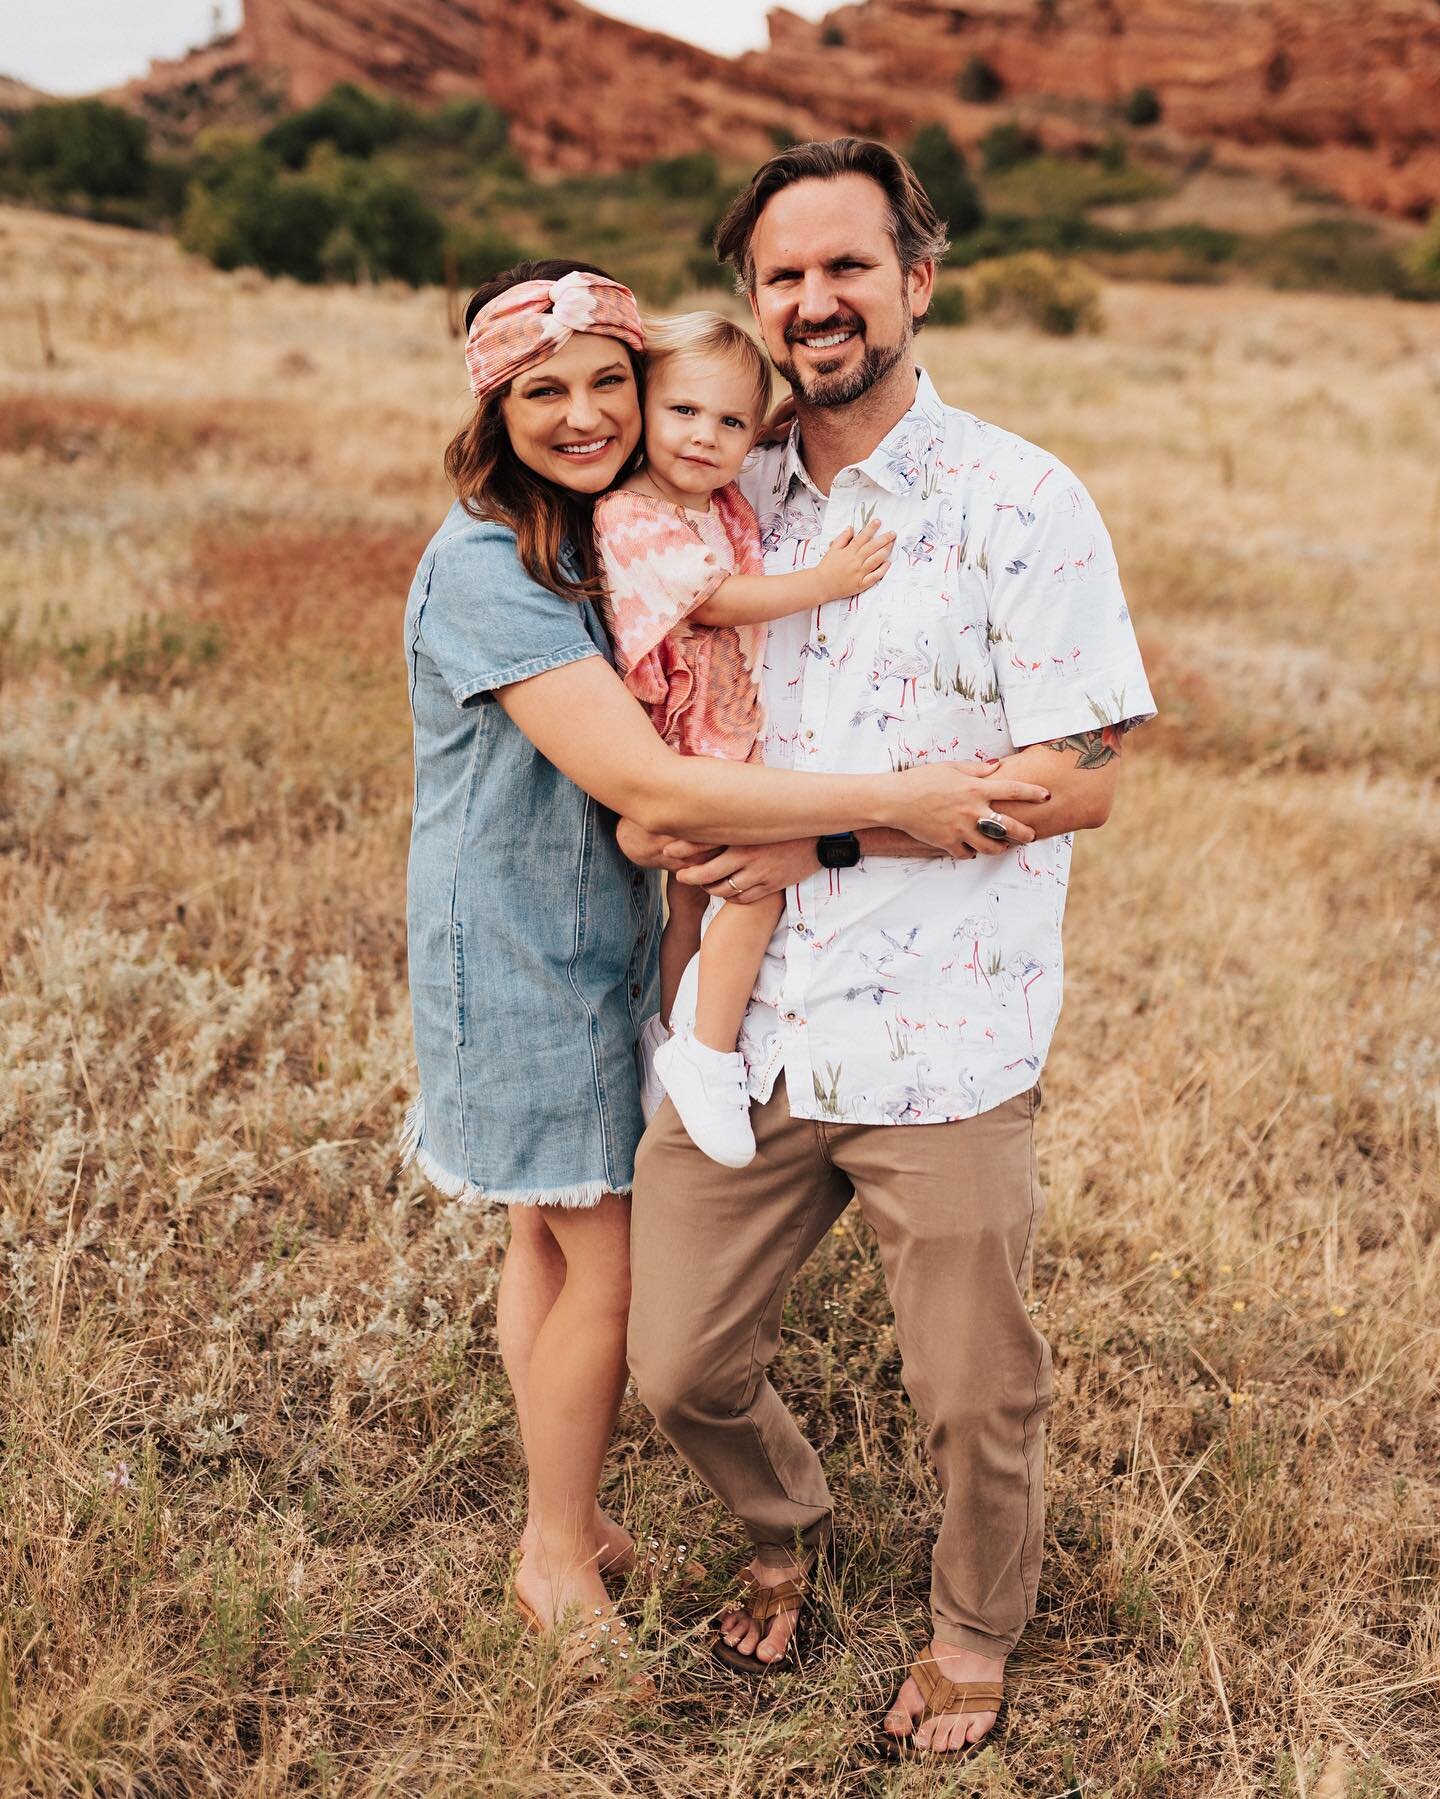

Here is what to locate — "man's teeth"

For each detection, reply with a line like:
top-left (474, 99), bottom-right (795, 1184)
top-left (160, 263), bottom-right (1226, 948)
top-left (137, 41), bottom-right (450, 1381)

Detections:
top-left (803, 330), bottom-right (856, 348)
top-left (556, 439), bottom-right (608, 454)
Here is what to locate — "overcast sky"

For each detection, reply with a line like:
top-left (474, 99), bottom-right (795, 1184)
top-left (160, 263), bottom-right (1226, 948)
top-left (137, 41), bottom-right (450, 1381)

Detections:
top-left (2, 0), bottom-right (834, 96)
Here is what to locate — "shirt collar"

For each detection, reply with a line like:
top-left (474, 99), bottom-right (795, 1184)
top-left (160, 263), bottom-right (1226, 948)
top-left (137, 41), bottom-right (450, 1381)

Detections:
top-left (777, 366), bottom-right (947, 500)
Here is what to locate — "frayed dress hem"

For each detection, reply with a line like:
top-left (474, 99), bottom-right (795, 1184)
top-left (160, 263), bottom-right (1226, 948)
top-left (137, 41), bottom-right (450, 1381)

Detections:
top-left (399, 1096), bottom-right (628, 1210)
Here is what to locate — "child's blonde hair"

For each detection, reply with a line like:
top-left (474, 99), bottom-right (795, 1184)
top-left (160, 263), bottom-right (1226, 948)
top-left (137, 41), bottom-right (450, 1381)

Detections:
top-left (643, 311), bottom-right (772, 433)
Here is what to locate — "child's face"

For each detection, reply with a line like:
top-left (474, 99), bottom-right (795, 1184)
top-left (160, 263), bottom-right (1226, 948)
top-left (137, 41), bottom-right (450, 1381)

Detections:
top-left (642, 355), bottom-right (759, 504)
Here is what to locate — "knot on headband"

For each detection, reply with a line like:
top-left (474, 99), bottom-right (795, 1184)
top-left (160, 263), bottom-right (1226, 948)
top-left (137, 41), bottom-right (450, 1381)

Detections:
top-left (464, 270), bottom-right (646, 401)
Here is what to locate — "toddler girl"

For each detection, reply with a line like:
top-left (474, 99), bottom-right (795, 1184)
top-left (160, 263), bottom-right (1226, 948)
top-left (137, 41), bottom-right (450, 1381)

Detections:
top-left (595, 312), bottom-right (891, 1167)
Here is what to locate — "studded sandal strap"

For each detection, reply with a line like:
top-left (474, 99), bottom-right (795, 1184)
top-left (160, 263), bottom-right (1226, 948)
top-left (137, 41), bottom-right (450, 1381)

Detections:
top-left (911, 1659), bottom-right (1005, 1718)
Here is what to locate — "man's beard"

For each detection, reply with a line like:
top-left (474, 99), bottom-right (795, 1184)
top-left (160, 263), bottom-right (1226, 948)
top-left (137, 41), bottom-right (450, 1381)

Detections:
top-left (775, 310), bottom-right (911, 409)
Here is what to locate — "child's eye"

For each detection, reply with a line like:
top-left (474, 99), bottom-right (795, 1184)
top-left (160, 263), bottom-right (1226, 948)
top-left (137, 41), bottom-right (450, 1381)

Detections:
top-left (722, 417), bottom-right (746, 431)
top-left (670, 404), bottom-right (695, 416)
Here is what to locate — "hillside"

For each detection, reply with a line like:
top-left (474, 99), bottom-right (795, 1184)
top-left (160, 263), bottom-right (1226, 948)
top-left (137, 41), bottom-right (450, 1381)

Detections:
top-left (115, 0), bottom-right (1440, 218)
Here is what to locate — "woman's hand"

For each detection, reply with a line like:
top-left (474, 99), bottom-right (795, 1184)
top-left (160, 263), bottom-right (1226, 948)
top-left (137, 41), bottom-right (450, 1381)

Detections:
top-left (615, 817), bottom-right (715, 872)
top-left (755, 395), bottom-right (796, 447)
top-left (674, 839), bottom-right (821, 903)
top-left (882, 763), bottom-right (1050, 857)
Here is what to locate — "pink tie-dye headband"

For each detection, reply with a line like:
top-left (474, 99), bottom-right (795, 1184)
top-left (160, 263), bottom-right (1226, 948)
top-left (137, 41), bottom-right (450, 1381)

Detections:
top-left (464, 270), bottom-right (646, 401)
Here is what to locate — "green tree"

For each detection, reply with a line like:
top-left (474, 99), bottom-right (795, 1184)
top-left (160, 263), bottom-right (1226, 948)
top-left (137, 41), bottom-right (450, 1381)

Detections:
top-left (262, 83), bottom-right (402, 168)
top-left (13, 100), bottom-right (149, 198)
top-left (957, 56), bottom-right (1003, 104)
top-left (980, 120), bottom-right (1042, 173)
top-left (1407, 209), bottom-right (1440, 291)
top-left (906, 123), bottom-right (984, 237)
top-left (1124, 86), bottom-right (1163, 127)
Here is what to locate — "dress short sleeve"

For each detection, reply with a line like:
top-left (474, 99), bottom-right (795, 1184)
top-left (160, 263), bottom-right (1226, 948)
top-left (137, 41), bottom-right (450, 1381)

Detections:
top-left (985, 464), bottom-right (1156, 747)
top-left (593, 492), bottom-right (732, 683)
top-left (416, 519), bottom-right (602, 707)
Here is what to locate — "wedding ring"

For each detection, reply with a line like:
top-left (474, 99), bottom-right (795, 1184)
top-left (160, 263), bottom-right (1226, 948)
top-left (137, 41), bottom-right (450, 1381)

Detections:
top-left (976, 812), bottom-right (1010, 843)
top-left (726, 875), bottom-right (743, 894)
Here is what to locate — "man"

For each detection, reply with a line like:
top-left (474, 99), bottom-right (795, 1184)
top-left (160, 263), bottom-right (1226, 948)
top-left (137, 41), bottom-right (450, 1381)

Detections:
top-left (620, 137), bottom-right (1155, 1758)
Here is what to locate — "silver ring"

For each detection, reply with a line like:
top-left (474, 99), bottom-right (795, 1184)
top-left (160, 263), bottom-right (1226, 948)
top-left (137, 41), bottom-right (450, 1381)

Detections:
top-left (726, 875), bottom-right (743, 894)
top-left (976, 812), bottom-right (1010, 843)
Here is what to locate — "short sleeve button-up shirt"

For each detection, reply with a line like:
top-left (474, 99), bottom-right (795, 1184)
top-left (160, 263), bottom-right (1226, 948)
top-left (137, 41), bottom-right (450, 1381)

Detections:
top-left (671, 368), bottom-right (1155, 1126)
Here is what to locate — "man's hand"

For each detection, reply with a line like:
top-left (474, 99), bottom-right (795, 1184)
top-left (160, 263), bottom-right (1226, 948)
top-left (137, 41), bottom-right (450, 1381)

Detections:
top-left (615, 817), bottom-right (715, 872)
top-left (675, 840), bottom-right (820, 903)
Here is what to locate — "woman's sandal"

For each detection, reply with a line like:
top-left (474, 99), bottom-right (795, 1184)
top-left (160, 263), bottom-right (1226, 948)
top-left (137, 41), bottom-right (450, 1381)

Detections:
top-left (712, 1570), bottom-right (807, 1676)
top-left (873, 1658), bottom-right (1006, 1760)
top-left (611, 1535), bottom-right (708, 1589)
top-left (513, 1593), bottom-right (650, 1690)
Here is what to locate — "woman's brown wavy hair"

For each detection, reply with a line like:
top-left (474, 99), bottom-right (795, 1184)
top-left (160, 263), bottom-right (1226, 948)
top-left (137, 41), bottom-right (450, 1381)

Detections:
top-left (443, 259), bottom-right (645, 601)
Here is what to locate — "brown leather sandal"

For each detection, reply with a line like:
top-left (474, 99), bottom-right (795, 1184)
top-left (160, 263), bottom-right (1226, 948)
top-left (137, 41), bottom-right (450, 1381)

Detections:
top-left (874, 1657), bottom-right (1006, 1760)
top-left (713, 1571), bottom-right (807, 1675)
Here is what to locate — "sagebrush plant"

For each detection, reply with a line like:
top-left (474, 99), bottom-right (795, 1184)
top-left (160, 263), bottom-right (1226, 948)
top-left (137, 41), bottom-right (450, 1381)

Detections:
top-left (1, 204), bottom-right (1437, 1795)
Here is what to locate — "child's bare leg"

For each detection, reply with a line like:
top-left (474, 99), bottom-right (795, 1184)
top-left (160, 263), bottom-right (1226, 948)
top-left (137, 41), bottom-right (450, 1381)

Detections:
top-left (660, 872), bottom-right (708, 1026)
top-left (693, 892), bottom-right (786, 1051)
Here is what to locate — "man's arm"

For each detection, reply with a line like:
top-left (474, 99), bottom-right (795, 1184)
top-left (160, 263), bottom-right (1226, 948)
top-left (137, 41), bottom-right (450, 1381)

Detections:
top-left (988, 723), bottom-right (1128, 837)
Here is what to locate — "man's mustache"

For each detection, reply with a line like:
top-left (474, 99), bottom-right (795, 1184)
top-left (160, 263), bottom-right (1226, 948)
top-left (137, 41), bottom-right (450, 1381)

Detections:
top-left (784, 313), bottom-right (864, 345)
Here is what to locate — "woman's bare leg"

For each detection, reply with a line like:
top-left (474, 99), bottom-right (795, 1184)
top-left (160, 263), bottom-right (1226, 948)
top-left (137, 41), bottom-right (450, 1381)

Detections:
top-left (500, 1207), bottom-right (632, 1573)
top-left (693, 892), bottom-right (785, 1051)
top-left (660, 871), bottom-right (708, 1025)
top-left (510, 1192), bottom-right (634, 1626)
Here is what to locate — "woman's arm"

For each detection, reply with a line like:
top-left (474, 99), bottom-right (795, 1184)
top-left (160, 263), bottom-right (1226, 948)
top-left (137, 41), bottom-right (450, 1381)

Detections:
top-left (495, 656), bottom-right (1050, 857)
top-left (691, 522), bottom-right (893, 628)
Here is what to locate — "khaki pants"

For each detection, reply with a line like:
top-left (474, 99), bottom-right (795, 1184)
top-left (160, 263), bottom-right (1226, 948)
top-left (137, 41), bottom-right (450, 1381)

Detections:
top-left (628, 1078), bottom-right (1051, 1657)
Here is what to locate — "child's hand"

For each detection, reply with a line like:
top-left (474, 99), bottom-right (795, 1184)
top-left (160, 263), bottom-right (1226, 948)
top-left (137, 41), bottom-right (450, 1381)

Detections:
top-left (815, 519), bottom-right (894, 601)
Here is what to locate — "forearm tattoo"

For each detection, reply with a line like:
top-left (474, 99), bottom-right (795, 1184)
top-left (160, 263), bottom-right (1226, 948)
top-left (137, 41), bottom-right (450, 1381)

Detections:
top-left (1042, 724), bottom-right (1128, 768)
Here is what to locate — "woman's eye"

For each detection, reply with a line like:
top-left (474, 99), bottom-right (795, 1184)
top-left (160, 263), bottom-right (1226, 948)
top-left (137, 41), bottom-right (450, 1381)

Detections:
top-left (596, 374), bottom-right (623, 387)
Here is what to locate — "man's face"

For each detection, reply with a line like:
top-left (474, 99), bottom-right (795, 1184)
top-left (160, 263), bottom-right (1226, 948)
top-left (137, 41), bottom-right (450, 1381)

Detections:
top-left (746, 174), bottom-right (935, 409)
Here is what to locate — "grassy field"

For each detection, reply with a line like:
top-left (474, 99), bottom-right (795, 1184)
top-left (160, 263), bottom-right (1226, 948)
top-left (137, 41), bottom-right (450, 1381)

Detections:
top-left (1, 204), bottom-right (1437, 1796)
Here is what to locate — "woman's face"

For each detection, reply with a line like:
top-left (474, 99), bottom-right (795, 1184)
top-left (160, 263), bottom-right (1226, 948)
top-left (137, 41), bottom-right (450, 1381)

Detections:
top-left (500, 332), bottom-right (642, 493)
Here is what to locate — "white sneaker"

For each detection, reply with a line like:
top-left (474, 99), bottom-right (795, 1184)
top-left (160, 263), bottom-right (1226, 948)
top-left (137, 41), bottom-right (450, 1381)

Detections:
top-left (637, 1013), bottom-right (669, 1124)
top-left (652, 1031), bottom-right (756, 1168)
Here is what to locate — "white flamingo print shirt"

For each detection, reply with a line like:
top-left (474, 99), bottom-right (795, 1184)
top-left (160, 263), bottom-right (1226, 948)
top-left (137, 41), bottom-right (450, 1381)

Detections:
top-left (669, 369), bottom-right (1156, 1125)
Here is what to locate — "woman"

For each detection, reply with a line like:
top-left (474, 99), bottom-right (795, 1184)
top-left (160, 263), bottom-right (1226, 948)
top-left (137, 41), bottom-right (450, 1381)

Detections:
top-left (401, 259), bottom-right (1048, 1669)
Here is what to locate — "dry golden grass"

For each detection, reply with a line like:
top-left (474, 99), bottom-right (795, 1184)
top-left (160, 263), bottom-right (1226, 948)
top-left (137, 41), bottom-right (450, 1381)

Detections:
top-left (2, 203), bottom-right (1437, 1797)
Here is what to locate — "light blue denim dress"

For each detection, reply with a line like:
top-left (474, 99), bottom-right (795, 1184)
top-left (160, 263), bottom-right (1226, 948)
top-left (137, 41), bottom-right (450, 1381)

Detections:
top-left (400, 502), bottom-right (661, 1207)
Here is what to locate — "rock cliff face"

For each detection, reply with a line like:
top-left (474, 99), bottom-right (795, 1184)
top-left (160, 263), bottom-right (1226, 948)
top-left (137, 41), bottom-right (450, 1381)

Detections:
top-left (128, 0), bottom-right (1440, 218)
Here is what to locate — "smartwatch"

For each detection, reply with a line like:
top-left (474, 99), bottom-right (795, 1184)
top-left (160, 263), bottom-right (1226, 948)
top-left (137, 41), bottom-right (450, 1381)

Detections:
top-left (816, 832), bottom-right (861, 870)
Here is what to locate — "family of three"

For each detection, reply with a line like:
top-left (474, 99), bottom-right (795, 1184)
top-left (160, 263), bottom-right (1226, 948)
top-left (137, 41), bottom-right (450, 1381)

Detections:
top-left (400, 135), bottom-right (1154, 1758)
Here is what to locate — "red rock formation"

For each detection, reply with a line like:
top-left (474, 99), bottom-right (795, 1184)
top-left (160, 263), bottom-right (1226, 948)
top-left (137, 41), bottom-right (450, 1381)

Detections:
top-left (122, 0), bottom-right (1440, 218)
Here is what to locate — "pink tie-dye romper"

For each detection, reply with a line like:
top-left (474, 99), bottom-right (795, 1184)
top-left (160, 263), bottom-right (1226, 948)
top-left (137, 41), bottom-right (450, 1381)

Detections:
top-left (594, 484), bottom-right (767, 763)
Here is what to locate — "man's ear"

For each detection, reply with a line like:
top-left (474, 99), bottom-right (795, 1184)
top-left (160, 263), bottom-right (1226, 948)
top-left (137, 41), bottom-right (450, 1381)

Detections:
top-left (908, 258), bottom-right (937, 323)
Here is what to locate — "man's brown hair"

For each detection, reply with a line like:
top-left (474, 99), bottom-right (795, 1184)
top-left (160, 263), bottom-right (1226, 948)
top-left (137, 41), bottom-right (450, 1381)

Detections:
top-left (444, 258), bottom-right (644, 602)
top-left (712, 137), bottom-right (950, 304)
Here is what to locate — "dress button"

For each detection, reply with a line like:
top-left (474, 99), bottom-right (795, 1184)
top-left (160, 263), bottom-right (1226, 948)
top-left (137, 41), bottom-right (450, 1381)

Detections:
top-left (803, 728), bottom-right (814, 740)
top-left (815, 632), bottom-right (827, 645)
top-left (794, 921), bottom-right (808, 936)
top-left (782, 1011), bottom-right (797, 1023)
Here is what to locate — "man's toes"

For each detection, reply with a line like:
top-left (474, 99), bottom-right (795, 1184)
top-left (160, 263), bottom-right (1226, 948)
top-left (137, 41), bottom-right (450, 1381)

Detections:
top-left (884, 1677), bottom-right (924, 1739)
top-left (755, 1620), bottom-right (791, 1661)
top-left (882, 1701), bottom-right (911, 1739)
top-left (964, 1709), bottom-right (996, 1745)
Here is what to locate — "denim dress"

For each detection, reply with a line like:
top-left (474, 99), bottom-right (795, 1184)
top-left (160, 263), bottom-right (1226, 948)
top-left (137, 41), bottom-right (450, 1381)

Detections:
top-left (400, 502), bottom-right (661, 1207)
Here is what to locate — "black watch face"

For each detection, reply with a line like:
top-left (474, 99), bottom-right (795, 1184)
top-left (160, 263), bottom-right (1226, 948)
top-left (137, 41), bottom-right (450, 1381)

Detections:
top-left (818, 834), bottom-right (860, 869)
